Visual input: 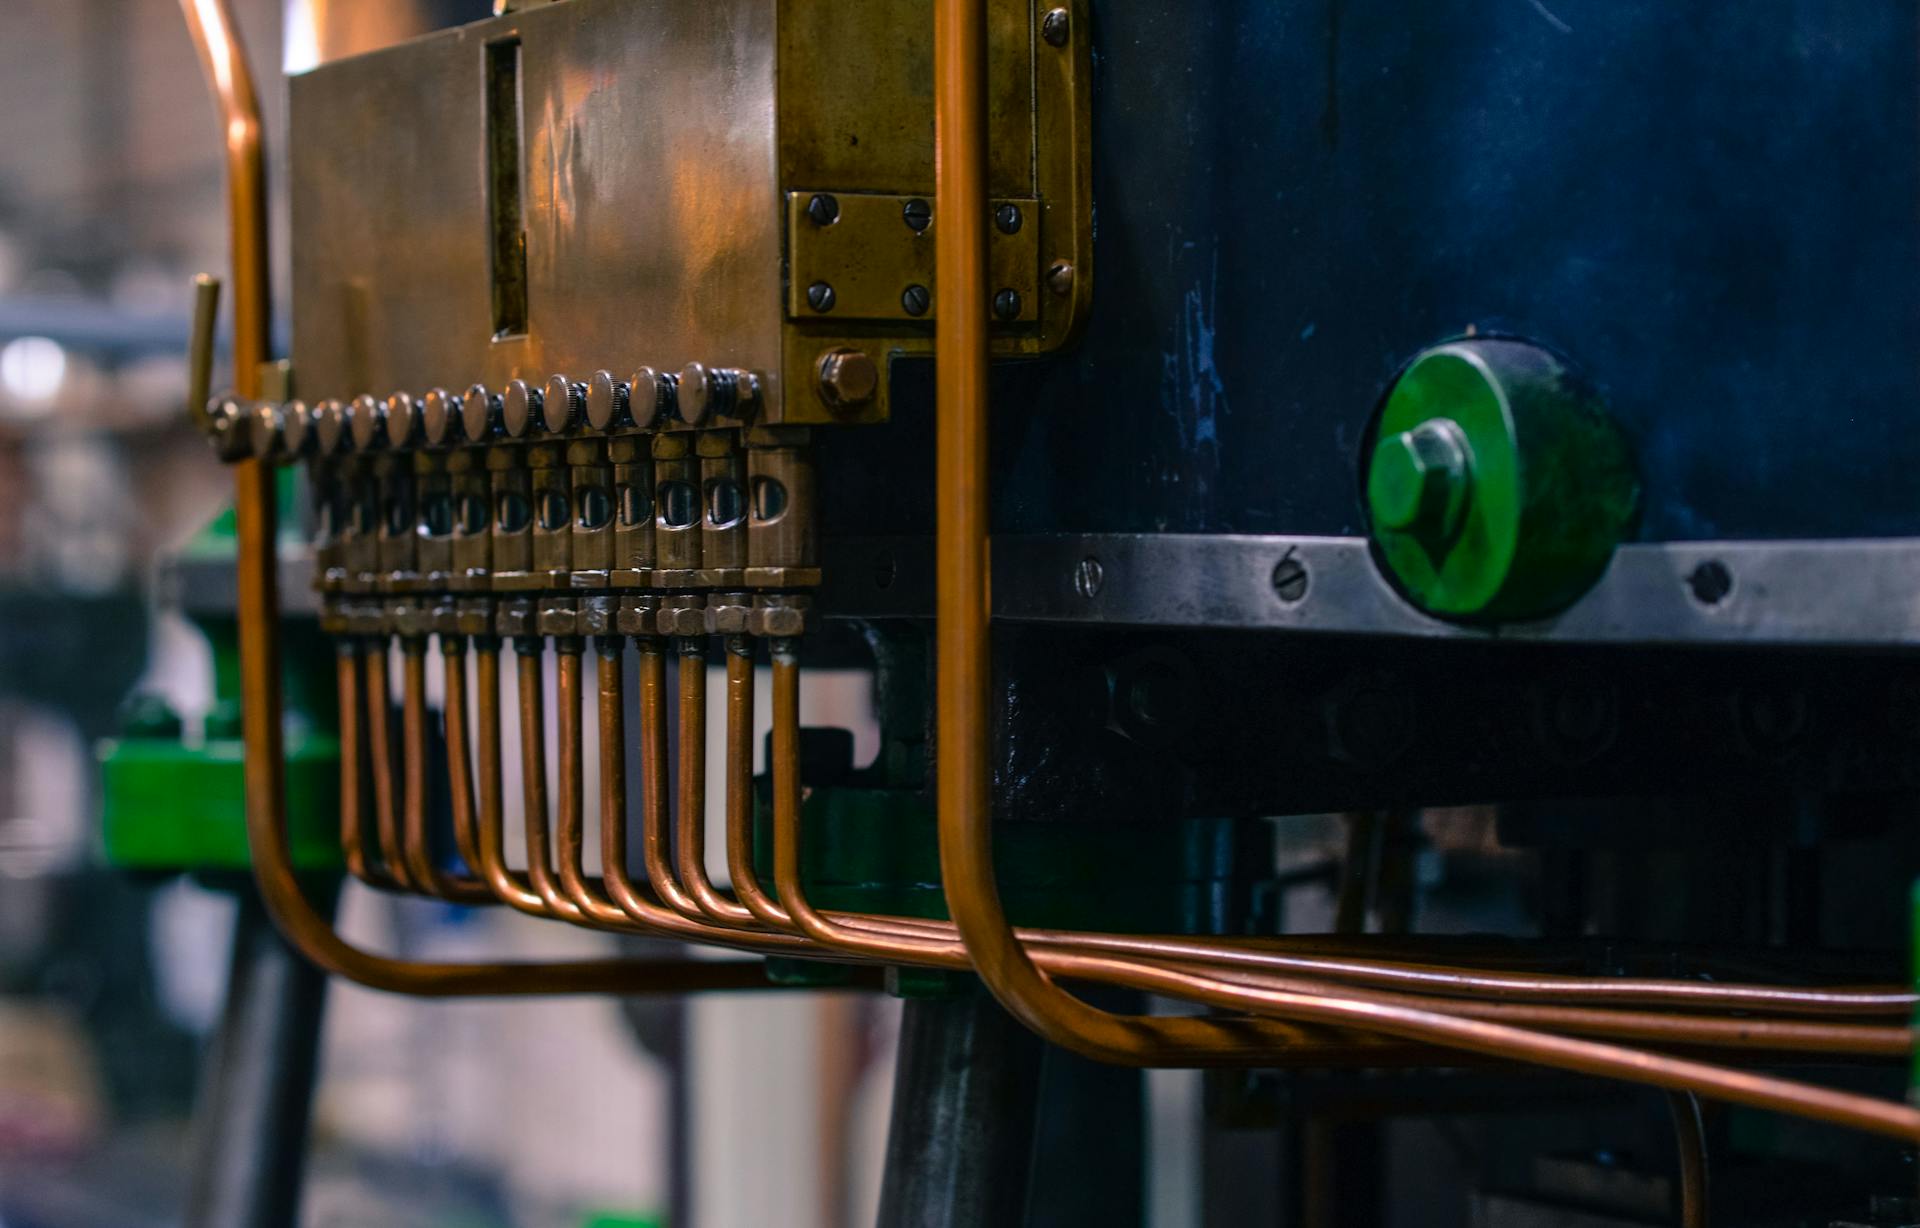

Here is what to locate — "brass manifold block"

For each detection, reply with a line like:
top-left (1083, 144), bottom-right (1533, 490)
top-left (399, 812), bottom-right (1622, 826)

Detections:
top-left (212, 366), bottom-right (819, 643)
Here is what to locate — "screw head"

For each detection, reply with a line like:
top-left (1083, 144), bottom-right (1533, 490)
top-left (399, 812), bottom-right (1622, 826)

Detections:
top-left (247, 402), bottom-right (283, 460)
top-left (817, 347), bottom-right (880, 411)
top-left (542, 374), bottom-right (580, 433)
top-left (1271, 554), bottom-right (1310, 604)
top-left (462, 383), bottom-right (496, 441)
top-left (806, 281), bottom-right (837, 313)
top-left (385, 391), bottom-right (420, 448)
top-left (1367, 418), bottom-right (1472, 540)
top-left (1047, 260), bottom-right (1075, 296)
top-left (994, 203), bottom-right (1023, 234)
top-left (901, 283), bottom-right (931, 317)
top-left (992, 288), bottom-right (1022, 321)
top-left (629, 368), bottom-right (671, 429)
top-left (1073, 556), bottom-right (1104, 598)
top-left (806, 193), bottom-right (840, 226)
top-left (1687, 559), bottom-right (1733, 606)
top-left (501, 379), bottom-right (539, 437)
top-left (678, 362), bottom-right (714, 425)
top-left (312, 399), bottom-right (348, 454)
top-left (421, 388), bottom-right (457, 445)
top-left (586, 369), bottom-right (629, 432)
top-left (349, 393), bottom-right (386, 450)
top-left (1042, 7), bottom-right (1071, 46)
top-left (902, 198), bottom-right (932, 233)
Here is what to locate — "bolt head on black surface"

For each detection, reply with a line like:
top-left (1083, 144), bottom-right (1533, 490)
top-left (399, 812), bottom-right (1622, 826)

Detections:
top-left (806, 281), bottom-right (837, 313)
top-left (994, 203), bottom-right (1023, 234)
top-left (901, 283), bottom-right (931, 317)
top-left (806, 193), bottom-right (840, 226)
top-left (1042, 7), bottom-right (1071, 46)
top-left (992, 288), bottom-right (1022, 321)
top-left (902, 198), bottom-right (932, 232)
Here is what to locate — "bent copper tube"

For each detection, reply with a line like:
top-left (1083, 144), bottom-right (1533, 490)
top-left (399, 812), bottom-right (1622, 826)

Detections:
top-left (400, 639), bottom-right (493, 904)
top-left (438, 636), bottom-right (485, 874)
top-left (516, 640), bottom-right (596, 922)
top-left (581, 635), bottom-right (835, 957)
top-left (633, 638), bottom-right (724, 924)
top-left (192, 0), bottom-right (793, 998)
top-left (363, 643), bottom-right (415, 890)
top-left (336, 639), bottom-right (393, 889)
top-left (672, 636), bottom-right (765, 928)
top-left (1669, 1092), bottom-right (1709, 1228)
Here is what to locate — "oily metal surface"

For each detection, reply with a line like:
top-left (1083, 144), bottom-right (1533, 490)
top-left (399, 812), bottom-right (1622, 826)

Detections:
top-left (290, 0), bottom-right (782, 410)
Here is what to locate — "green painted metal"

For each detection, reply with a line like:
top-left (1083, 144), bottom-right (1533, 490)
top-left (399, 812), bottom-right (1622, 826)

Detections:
top-left (98, 479), bottom-right (342, 872)
top-left (1365, 339), bottom-right (1640, 622)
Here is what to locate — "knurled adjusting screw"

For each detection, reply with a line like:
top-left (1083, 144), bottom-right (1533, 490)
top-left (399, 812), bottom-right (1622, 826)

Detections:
top-left (501, 379), bottom-right (541, 438)
top-left (678, 362), bottom-right (759, 426)
top-left (543, 373), bottom-right (586, 433)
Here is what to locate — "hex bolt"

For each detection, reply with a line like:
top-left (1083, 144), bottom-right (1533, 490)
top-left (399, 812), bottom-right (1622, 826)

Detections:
top-left (994, 203), bottom-right (1023, 234)
top-left (806, 281), bottom-right (837, 313)
top-left (1367, 418), bottom-right (1472, 542)
top-left (806, 193), bottom-right (840, 226)
top-left (817, 347), bottom-right (880, 411)
top-left (992, 288), bottom-right (1022, 321)
top-left (901, 283), bottom-right (932, 317)
top-left (1271, 554), bottom-right (1310, 604)
top-left (1073, 556), bottom-right (1104, 598)
top-left (1047, 260), bottom-right (1075, 295)
top-left (902, 198), bottom-right (933, 233)
top-left (1042, 7), bottom-right (1071, 46)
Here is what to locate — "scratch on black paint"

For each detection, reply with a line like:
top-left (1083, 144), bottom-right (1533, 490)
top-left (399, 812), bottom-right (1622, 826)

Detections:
top-left (1160, 248), bottom-right (1228, 522)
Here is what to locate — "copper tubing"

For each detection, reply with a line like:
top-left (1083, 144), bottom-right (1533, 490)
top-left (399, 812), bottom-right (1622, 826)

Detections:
top-left (517, 641), bottom-right (593, 920)
top-left (439, 637), bottom-right (485, 873)
top-left (1669, 1092), bottom-right (1708, 1228)
top-left (335, 640), bottom-right (387, 887)
top-left (673, 637), bottom-right (763, 927)
top-left (634, 638), bottom-right (720, 923)
top-left (192, 0), bottom-right (798, 995)
top-left (399, 639), bottom-right (493, 904)
top-left (580, 636), bottom-right (835, 958)
top-left (362, 644), bottom-right (414, 890)
top-left (467, 638), bottom-right (563, 918)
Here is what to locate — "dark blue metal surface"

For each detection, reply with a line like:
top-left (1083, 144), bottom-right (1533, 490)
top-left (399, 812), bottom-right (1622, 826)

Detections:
top-left (824, 1), bottom-right (1920, 542)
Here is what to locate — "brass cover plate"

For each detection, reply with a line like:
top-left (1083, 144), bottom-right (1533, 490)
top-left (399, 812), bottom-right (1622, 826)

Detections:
top-left (785, 193), bottom-right (1040, 323)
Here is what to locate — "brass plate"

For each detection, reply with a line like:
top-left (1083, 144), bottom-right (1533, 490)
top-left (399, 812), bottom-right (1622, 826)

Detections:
top-left (785, 192), bottom-right (1039, 323)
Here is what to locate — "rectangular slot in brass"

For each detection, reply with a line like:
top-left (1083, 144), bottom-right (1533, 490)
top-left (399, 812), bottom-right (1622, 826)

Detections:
top-left (485, 36), bottom-right (529, 340)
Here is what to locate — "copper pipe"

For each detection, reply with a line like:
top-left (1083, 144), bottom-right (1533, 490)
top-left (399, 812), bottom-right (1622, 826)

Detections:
top-left (468, 638), bottom-right (559, 918)
top-left (635, 638), bottom-right (717, 922)
top-left (363, 643), bottom-right (414, 889)
top-left (582, 636), bottom-right (836, 957)
top-left (674, 636), bottom-right (763, 927)
top-left (439, 636), bottom-right (485, 873)
top-left (517, 642), bottom-right (593, 920)
top-left (335, 640), bottom-right (384, 886)
top-left (723, 640), bottom-right (796, 931)
top-left (1669, 1092), bottom-right (1708, 1228)
top-left (400, 639), bottom-right (492, 904)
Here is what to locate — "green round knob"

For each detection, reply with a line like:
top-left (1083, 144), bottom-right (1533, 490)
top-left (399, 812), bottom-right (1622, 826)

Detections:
top-left (1364, 339), bottom-right (1639, 623)
top-left (1368, 418), bottom-right (1472, 538)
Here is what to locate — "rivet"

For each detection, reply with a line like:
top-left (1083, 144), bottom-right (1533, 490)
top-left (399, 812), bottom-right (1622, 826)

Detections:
top-left (1042, 7), bottom-right (1070, 46)
top-left (1047, 260), bottom-right (1075, 296)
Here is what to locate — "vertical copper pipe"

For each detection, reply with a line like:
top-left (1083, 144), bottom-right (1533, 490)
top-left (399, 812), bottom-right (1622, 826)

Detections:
top-left (636, 638), bottom-right (711, 920)
top-left (723, 638), bottom-right (796, 929)
top-left (336, 640), bottom-right (375, 883)
top-left (549, 640), bottom-right (648, 931)
top-left (440, 636), bottom-right (484, 873)
top-left (470, 638), bottom-right (553, 917)
top-left (363, 642), bottom-right (414, 890)
top-left (1669, 1092), bottom-right (1708, 1228)
top-left (674, 636), bottom-right (762, 926)
top-left (400, 639), bottom-right (492, 904)
top-left (517, 642), bottom-right (588, 920)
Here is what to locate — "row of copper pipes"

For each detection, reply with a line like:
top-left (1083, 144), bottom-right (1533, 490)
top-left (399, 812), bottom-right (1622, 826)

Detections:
top-left (185, 0), bottom-right (1920, 1193)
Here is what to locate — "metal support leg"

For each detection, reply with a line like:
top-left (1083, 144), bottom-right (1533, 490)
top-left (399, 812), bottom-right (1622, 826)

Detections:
top-left (877, 989), bottom-right (1045, 1228)
top-left (183, 884), bottom-right (332, 1228)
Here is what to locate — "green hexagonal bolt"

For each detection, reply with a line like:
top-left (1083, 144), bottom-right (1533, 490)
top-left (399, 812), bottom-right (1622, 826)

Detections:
top-left (1364, 339), bottom-right (1640, 623)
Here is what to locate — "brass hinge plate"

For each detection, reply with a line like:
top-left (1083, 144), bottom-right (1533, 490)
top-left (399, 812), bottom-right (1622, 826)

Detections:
top-left (785, 192), bottom-right (1041, 324)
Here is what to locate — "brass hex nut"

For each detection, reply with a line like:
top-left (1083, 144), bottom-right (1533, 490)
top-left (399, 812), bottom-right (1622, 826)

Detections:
top-left (751, 595), bottom-right (811, 639)
top-left (657, 597), bottom-right (709, 637)
top-left (537, 597), bottom-right (581, 637)
top-left (708, 595), bottom-right (753, 635)
top-left (617, 596), bottom-right (662, 637)
top-left (429, 597), bottom-right (461, 636)
top-left (816, 347), bottom-right (879, 411)
top-left (389, 597), bottom-right (432, 639)
top-left (581, 596), bottom-right (617, 636)
top-left (455, 598), bottom-right (495, 637)
top-left (495, 597), bottom-right (536, 638)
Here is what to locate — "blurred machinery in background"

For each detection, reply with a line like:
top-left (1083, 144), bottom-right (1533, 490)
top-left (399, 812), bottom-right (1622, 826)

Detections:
top-left (110, 0), bottom-right (1920, 1224)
